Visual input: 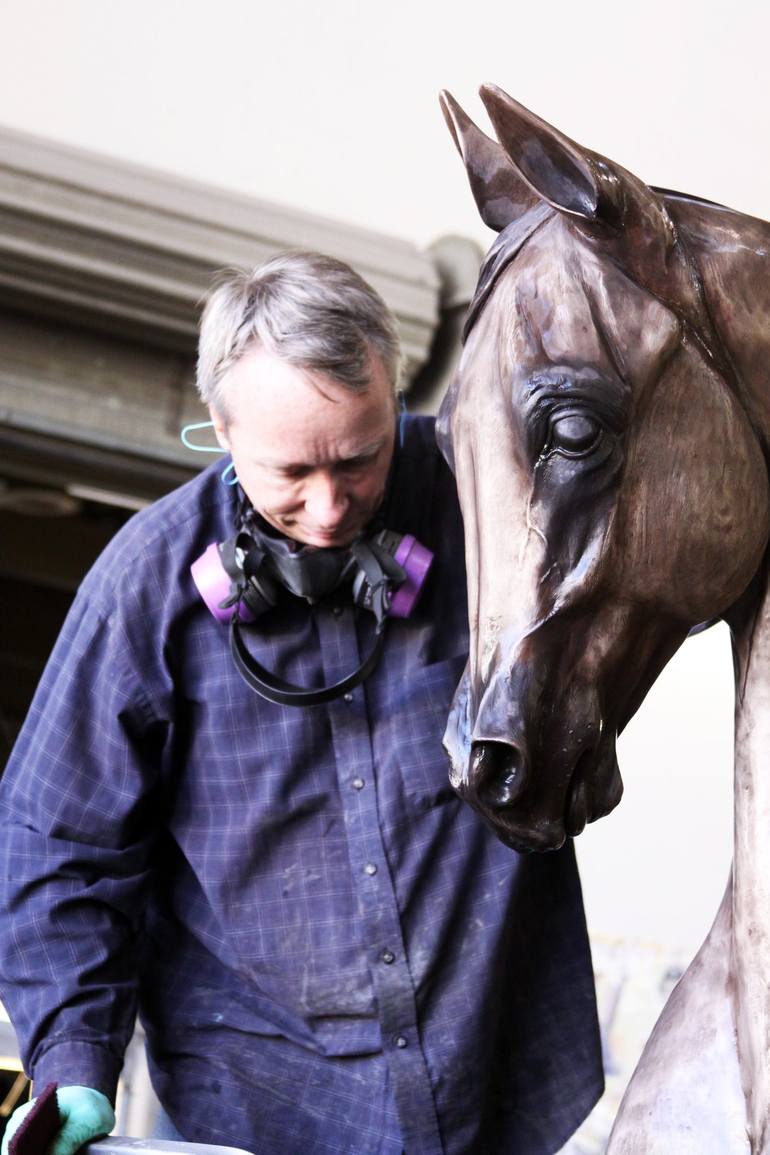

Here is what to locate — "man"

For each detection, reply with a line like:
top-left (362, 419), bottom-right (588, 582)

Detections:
top-left (0, 252), bottom-right (602, 1154)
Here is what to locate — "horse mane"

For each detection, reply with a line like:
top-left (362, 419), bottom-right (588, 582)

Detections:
top-left (651, 186), bottom-right (729, 210)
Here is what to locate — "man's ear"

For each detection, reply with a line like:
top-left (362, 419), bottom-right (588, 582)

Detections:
top-left (210, 408), bottom-right (230, 450)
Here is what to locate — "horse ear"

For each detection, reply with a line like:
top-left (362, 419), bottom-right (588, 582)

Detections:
top-left (479, 83), bottom-right (627, 226)
top-left (439, 89), bottom-right (539, 232)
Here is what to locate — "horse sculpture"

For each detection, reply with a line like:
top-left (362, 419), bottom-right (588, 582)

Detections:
top-left (438, 83), bottom-right (770, 1153)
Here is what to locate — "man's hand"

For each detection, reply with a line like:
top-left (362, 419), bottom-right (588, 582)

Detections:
top-left (1, 1085), bottom-right (115, 1155)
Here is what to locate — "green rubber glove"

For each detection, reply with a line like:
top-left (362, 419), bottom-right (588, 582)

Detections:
top-left (1, 1085), bottom-right (115, 1155)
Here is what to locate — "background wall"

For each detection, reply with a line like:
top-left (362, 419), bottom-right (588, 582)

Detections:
top-left (0, 0), bottom-right (764, 960)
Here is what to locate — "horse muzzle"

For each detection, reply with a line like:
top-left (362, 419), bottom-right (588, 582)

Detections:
top-left (444, 665), bottom-right (623, 851)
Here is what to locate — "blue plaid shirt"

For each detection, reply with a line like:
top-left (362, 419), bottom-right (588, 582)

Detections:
top-left (0, 417), bottom-right (602, 1154)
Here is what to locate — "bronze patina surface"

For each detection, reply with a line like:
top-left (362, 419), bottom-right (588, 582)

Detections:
top-left (440, 83), bottom-right (770, 1152)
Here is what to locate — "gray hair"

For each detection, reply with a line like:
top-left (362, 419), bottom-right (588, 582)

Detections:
top-left (196, 250), bottom-right (402, 418)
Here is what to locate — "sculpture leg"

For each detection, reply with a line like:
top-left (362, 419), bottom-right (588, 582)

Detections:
top-left (607, 871), bottom-right (749, 1154)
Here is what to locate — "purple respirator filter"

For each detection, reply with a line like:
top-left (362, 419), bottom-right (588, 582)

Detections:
top-left (190, 543), bottom-right (255, 624)
top-left (388, 534), bottom-right (432, 618)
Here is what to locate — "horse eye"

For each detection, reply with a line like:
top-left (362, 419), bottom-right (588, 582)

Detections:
top-left (549, 413), bottom-right (602, 455)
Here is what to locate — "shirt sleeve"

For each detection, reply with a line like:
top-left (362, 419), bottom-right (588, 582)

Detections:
top-left (0, 587), bottom-right (170, 1101)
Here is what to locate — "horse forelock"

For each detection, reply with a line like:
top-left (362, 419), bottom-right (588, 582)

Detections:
top-left (463, 202), bottom-right (555, 344)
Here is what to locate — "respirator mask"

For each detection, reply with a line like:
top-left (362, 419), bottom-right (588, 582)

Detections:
top-left (191, 502), bottom-right (433, 707)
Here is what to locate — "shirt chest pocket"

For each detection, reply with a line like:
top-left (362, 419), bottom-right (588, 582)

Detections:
top-left (379, 653), bottom-right (468, 812)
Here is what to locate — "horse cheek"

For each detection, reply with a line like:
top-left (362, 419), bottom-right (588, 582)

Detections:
top-left (702, 414), bottom-right (770, 612)
top-left (617, 353), bottom-right (769, 621)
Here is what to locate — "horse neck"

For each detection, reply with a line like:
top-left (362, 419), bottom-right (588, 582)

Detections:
top-left (670, 198), bottom-right (770, 447)
top-left (730, 570), bottom-right (770, 1145)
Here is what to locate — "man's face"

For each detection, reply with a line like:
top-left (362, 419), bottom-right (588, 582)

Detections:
top-left (211, 344), bottom-right (397, 549)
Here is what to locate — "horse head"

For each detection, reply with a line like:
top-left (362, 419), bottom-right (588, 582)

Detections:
top-left (439, 84), bottom-right (770, 852)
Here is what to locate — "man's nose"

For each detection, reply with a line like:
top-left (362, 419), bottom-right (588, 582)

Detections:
top-left (304, 473), bottom-right (349, 525)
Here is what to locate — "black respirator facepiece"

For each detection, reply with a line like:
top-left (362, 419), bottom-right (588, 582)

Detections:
top-left (191, 505), bottom-right (432, 707)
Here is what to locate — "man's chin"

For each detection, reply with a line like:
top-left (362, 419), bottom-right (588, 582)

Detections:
top-left (290, 525), bottom-right (359, 549)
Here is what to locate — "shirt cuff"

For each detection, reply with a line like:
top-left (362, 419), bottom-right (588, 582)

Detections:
top-left (30, 1039), bottom-right (122, 1103)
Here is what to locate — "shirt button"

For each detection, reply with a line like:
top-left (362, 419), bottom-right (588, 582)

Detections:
top-left (395, 1035), bottom-right (408, 1049)
top-left (381, 949), bottom-right (395, 964)
top-left (343, 692), bottom-right (354, 703)
top-left (351, 777), bottom-right (365, 790)
top-left (364, 863), bottom-right (378, 876)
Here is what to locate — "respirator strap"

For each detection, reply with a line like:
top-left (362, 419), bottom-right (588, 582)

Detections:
top-left (229, 615), bottom-right (387, 707)
top-left (228, 541), bottom-right (397, 707)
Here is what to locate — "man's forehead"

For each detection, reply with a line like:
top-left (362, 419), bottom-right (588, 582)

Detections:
top-left (224, 348), bottom-right (394, 417)
top-left (255, 433), bottom-right (390, 471)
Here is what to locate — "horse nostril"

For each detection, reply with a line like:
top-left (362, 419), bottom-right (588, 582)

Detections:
top-left (471, 741), bottom-right (526, 810)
